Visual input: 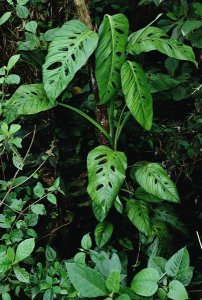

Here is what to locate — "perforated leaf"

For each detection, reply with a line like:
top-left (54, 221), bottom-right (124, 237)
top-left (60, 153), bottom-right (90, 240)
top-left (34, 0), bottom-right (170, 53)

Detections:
top-left (121, 61), bottom-right (153, 130)
top-left (131, 162), bottom-right (180, 202)
top-left (43, 20), bottom-right (98, 101)
top-left (87, 146), bottom-right (127, 221)
top-left (127, 26), bottom-right (197, 66)
top-left (95, 14), bottom-right (129, 104)
top-left (126, 200), bottom-right (151, 236)
top-left (3, 84), bottom-right (54, 123)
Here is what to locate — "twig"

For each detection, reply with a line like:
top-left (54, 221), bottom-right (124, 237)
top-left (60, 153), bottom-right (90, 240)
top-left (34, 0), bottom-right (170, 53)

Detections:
top-left (196, 231), bottom-right (202, 250)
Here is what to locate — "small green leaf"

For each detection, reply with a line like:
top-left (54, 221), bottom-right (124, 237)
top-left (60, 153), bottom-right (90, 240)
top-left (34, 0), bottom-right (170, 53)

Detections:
top-left (127, 200), bottom-right (151, 236)
top-left (0, 12), bottom-right (12, 26)
top-left (14, 266), bottom-right (30, 283)
top-left (5, 74), bottom-right (20, 85)
top-left (131, 268), bottom-right (160, 297)
top-left (95, 221), bottom-right (113, 248)
top-left (165, 247), bottom-right (190, 278)
top-left (33, 182), bottom-right (45, 198)
top-left (116, 294), bottom-right (131, 300)
top-left (16, 5), bottom-right (29, 19)
top-left (25, 21), bottom-right (37, 34)
top-left (65, 263), bottom-right (107, 297)
top-left (81, 233), bottom-right (92, 250)
top-left (167, 280), bottom-right (188, 300)
top-left (148, 256), bottom-right (167, 276)
top-left (31, 204), bottom-right (46, 215)
top-left (15, 238), bottom-right (35, 262)
top-left (74, 252), bottom-right (86, 264)
top-left (2, 293), bottom-right (11, 300)
top-left (106, 270), bottom-right (120, 293)
top-left (47, 194), bottom-right (57, 205)
top-left (45, 246), bottom-right (56, 262)
top-left (7, 55), bottom-right (20, 71)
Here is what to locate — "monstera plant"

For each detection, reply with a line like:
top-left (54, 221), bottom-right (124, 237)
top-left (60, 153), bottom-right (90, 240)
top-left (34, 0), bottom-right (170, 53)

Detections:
top-left (3, 12), bottom-right (196, 231)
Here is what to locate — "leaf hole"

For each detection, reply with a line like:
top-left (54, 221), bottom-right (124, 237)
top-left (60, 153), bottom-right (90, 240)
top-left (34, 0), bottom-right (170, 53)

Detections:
top-left (98, 159), bottom-right (107, 165)
top-left (71, 54), bottom-right (76, 61)
top-left (111, 165), bottom-right (115, 172)
top-left (96, 184), bottom-right (104, 191)
top-left (47, 62), bottom-right (62, 70)
top-left (96, 168), bottom-right (103, 174)
top-left (116, 51), bottom-right (122, 57)
top-left (115, 28), bottom-right (124, 34)
top-left (95, 154), bottom-right (107, 160)
top-left (108, 182), bottom-right (112, 188)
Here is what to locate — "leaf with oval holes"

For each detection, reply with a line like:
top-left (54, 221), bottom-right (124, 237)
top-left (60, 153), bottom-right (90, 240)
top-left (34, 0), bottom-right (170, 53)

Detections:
top-left (131, 268), bottom-right (160, 297)
top-left (131, 162), bottom-right (180, 202)
top-left (94, 221), bottom-right (113, 248)
top-left (87, 146), bottom-right (127, 221)
top-left (3, 84), bottom-right (54, 123)
top-left (121, 61), bottom-right (153, 130)
top-left (95, 14), bottom-right (129, 104)
top-left (43, 20), bottom-right (98, 102)
top-left (127, 26), bottom-right (197, 66)
top-left (126, 200), bottom-right (151, 236)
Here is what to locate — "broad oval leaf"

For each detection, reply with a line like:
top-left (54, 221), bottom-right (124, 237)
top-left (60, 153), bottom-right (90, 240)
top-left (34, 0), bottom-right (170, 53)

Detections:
top-left (127, 26), bottom-right (197, 66)
top-left (96, 14), bottom-right (129, 104)
top-left (131, 268), bottom-right (160, 297)
top-left (131, 162), bottom-right (180, 202)
top-left (94, 221), bottom-right (113, 248)
top-left (15, 238), bottom-right (35, 262)
top-left (165, 247), bottom-right (190, 278)
top-left (87, 146), bottom-right (127, 221)
top-left (167, 280), bottom-right (189, 300)
top-left (3, 84), bottom-right (54, 123)
top-left (65, 262), bottom-right (107, 298)
top-left (121, 61), bottom-right (153, 130)
top-left (126, 200), bottom-right (151, 236)
top-left (148, 256), bottom-right (167, 276)
top-left (14, 267), bottom-right (30, 283)
top-left (43, 20), bottom-right (98, 101)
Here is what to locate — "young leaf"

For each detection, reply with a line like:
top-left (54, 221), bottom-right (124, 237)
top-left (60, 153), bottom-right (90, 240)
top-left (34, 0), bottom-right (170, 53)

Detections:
top-left (127, 200), bottom-right (151, 236)
top-left (167, 280), bottom-right (189, 300)
top-left (81, 233), bottom-right (92, 250)
top-left (131, 162), bottom-right (180, 202)
top-left (65, 263), bottom-right (107, 297)
top-left (148, 256), bottom-right (167, 276)
top-left (45, 246), bottom-right (56, 262)
top-left (7, 54), bottom-right (20, 71)
top-left (106, 270), bottom-right (120, 293)
top-left (87, 146), bottom-right (127, 221)
top-left (116, 295), bottom-right (131, 300)
top-left (127, 26), bottom-right (197, 66)
top-left (165, 247), bottom-right (190, 278)
top-left (95, 221), bottom-right (113, 248)
top-left (15, 238), bottom-right (35, 262)
top-left (3, 84), bottom-right (54, 123)
top-left (5, 74), bottom-right (20, 85)
top-left (0, 12), bottom-right (12, 26)
top-left (31, 204), bottom-right (46, 215)
top-left (95, 14), bottom-right (129, 104)
top-left (121, 61), bottom-right (153, 130)
top-left (43, 20), bottom-right (98, 101)
top-left (14, 266), bottom-right (30, 283)
top-left (131, 268), bottom-right (160, 297)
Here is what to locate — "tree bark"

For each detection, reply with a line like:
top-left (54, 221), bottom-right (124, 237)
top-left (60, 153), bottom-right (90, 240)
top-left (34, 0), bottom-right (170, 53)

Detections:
top-left (74, 0), bottom-right (109, 146)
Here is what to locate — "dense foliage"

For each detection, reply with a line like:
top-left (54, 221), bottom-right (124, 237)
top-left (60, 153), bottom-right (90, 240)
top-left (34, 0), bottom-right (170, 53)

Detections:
top-left (0, 0), bottom-right (201, 299)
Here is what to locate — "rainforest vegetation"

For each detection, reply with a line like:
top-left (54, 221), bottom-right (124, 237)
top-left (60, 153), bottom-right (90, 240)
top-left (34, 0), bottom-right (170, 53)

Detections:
top-left (0, 0), bottom-right (202, 299)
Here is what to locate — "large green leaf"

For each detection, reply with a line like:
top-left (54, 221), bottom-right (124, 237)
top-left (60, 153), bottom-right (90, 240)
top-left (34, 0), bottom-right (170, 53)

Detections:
top-left (131, 268), bottom-right (160, 297)
top-left (131, 162), bottom-right (180, 202)
top-left (127, 26), bottom-right (197, 66)
top-left (121, 61), bottom-right (153, 130)
top-left (167, 280), bottom-right (189, 300)
top-left (87, 146), bottom-right (127, 221)
top-left (65, 263), bottom-right (107, 298)
top-left (154, 204), bottom-right (189, 237)
top-left (43, 20), bottom-right (98, 101)
top-left (126, 200), bottom-right (151, 236)
top-left (95, 14), bottom-right (129, 104)
top-left (3, 84), bottom-right (54, 123)
top-left (165, 247), bottom-right (190, 278)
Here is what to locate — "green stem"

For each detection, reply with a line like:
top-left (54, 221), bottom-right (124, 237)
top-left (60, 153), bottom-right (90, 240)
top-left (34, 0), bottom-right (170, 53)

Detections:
top-left (114, 105), bottom-right (130, 150)
top-left (59, 103), bottom-right (112, 145)
top-left (108, 98), bottom-right (115, 141)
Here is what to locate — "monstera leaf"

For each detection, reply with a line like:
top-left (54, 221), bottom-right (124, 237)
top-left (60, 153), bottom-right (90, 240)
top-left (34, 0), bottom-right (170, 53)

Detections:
top-left (127, 26), bottom-right (197, 66)
top-left (3, 84), bottom-right (54, 123)
top-left (131, 162), bottom-right (180, 202)
top-left (43, 20), bottom-right (98, 101)
top-left (95, 14), bottom-right (129, 104)
top-left (121, 61), bottom-right (153, 130)
top-left (87, 146), bottom-right (127, 221)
